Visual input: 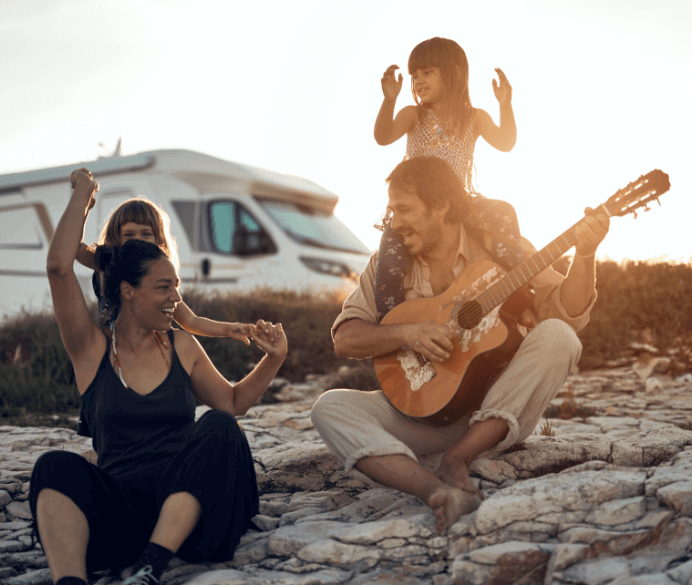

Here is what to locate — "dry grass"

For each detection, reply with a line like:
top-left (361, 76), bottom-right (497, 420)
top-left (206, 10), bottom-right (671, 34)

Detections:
top-left (543, 383), bottom-right (598, 420)
top-left (2, 260), bottom-right (692, 419)
top-left (539, 419), bottom-right (556, 436)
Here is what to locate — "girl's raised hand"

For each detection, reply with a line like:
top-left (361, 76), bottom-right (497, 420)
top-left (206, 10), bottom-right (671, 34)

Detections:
top-left (251, 319), bottom-right (288, 360)
top-left (70, 168), bottom-right (99, 211)
top-left (492, 68), bottom-right (512, 106)
top-left (381, 64), bottom-right (403, 101)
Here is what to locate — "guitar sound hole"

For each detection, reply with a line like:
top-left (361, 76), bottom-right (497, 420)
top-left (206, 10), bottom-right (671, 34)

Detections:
top-left (457, 300), bottom-right (483, 329)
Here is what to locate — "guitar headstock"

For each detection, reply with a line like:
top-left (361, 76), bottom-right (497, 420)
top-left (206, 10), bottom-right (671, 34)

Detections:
top-left (603, 170), bottom-right (670, 218)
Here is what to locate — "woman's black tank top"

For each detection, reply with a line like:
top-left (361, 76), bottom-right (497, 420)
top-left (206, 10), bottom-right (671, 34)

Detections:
top-left (78, 329), bottom-right (197, 483)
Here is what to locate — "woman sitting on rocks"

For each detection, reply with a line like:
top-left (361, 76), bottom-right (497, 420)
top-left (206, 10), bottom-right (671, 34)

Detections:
top-left (30, 168), bottom-right (288, 585)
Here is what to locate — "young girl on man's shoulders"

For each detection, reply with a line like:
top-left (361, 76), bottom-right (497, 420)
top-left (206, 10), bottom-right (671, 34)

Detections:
top-left (374, 37), bottom-right (516, 194)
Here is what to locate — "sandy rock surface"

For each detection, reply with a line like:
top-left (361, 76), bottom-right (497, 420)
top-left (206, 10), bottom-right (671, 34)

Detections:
top-left (2, 366), bottom-right (692, 584)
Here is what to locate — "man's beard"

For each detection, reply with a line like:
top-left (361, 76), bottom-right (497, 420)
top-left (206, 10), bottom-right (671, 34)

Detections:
top-left (415, 211), bottom-right (442, 255)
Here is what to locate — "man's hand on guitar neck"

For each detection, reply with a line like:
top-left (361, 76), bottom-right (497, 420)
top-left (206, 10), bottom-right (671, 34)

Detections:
top-left (561, 207), bottom-right (610, 318)
top-left (574, 207), bottom-right (610, 257)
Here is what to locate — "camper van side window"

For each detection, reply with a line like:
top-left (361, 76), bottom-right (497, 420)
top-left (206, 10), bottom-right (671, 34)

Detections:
top-left (209, 201), bottom-right (236, 254)
top-left (0, 207), bottom-right (43, 249)
top-left (208, 201), bottom-right (276, 256)
top-left (236, 207), bottom-right (276, 255)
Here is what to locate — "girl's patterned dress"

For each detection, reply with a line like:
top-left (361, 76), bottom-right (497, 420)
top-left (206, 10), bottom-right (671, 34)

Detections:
top-left (375, 107), bottom-right (524, 321)
top-left (406, 107), bottom-right (477, 194)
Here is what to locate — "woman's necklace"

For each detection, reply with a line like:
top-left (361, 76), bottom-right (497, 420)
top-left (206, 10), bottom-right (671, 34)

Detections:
top-left (110, 322), bottom-right (170, 389)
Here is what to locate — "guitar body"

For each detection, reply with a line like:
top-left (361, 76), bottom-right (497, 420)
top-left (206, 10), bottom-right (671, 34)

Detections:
top-left (374, 261), bottom-right (528, 426)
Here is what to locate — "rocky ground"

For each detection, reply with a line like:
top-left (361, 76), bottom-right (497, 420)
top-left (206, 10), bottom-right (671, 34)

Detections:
top-left (2, 361), bottom-right (692, 585)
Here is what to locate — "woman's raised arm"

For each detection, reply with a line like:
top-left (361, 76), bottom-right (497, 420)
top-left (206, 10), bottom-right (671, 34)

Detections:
top-left (46, 169), bottom-right (103, 365)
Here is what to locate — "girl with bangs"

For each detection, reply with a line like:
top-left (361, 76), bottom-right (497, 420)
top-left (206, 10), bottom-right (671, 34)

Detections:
top-left (76, 197), bottom-right (255, 342)
top-left (374, 36), bottom-right (517, 193)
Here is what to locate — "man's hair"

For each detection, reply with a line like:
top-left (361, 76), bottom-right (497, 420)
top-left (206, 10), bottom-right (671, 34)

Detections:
top-left (385, 157), bottom-right (473, 224)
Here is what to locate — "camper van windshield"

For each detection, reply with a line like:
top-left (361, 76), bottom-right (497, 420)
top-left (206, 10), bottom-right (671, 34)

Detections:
top-left (258, 200), bottom-right (370, 255)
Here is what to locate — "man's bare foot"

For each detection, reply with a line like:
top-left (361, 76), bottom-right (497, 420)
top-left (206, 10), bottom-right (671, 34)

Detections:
top-left (436, 454), bottom-right (482, 497)
top-left (427, 483), bottom-right (482, 532)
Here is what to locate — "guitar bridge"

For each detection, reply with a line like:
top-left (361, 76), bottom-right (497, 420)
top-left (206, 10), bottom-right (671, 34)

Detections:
top-left (396, 346), bottom-right (436, 392)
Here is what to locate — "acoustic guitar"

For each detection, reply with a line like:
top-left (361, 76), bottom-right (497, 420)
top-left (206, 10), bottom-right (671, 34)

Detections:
top-left (374, 170), bottom-right (671, 426)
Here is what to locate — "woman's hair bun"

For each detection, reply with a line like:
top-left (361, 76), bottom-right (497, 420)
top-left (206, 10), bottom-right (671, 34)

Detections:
top-left (94, 245), bottom-right (117, 272)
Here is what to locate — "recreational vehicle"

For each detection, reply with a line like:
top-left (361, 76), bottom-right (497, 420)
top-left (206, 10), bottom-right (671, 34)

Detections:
top-left (0, 149), bottom-right (372, 317)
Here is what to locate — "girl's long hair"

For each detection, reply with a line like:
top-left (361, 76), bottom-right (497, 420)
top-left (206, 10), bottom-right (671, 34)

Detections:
top-left (408, 37), bottom-right (475, 139)
top-left (97, 197), bottom-right (179, 270)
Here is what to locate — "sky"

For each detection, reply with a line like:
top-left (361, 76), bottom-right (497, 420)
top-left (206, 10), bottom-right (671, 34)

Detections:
top-left (1, 0), bottom-right (691, 262)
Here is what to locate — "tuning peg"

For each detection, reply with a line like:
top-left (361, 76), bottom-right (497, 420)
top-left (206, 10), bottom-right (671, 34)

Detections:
top-left (644, 205), bottom-right (650, 212)
top-left (633, 210), bottom-right (638, 219)
top-left (656, 197), bottom-right (661, 206)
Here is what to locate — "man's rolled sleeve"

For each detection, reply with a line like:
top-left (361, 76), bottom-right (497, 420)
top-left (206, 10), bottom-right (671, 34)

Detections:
top-left (534, 277), bottom-right (597, 333)
top-left (332, 253), bottom-right (379, 340)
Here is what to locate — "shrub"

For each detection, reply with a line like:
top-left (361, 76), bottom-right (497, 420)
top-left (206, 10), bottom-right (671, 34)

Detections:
top-left (577, 260), bottom-right (692, 369)
top-left (0, 311), bottom-right (79, 419)
top-left (0, 288), bottom-right (353, 418)
top-left (325, 362), bottom-right (380, 392)
top-left (181, 288), bottom-right (352, 382)
top-left (2, 260), bottom-right (692, 418)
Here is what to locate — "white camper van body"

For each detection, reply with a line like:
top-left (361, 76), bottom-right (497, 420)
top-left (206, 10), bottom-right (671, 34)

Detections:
top-left (0, 149), bottom-right (372, 318)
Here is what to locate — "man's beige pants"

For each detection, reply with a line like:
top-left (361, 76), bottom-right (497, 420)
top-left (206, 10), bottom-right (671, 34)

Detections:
top-left (311, 319), bottom-right (581, 472)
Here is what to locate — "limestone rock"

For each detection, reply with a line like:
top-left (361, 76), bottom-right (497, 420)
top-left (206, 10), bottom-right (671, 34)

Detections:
top-left (1, 365), bottom-right (692, 584)
top-left (475, 469), bottom-right (646, 534)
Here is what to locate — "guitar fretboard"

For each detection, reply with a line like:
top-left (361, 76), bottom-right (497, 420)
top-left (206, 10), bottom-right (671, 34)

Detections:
top-left (453, 170), bottom-right (668, 324)
top-left (477, 226), bottom-right (581, 315)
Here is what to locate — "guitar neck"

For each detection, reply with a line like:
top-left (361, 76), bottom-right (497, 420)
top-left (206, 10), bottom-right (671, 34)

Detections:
top-left (477, 224), bottom-right (581, 314)
top-left (467, 169), bottom-right (669, 318)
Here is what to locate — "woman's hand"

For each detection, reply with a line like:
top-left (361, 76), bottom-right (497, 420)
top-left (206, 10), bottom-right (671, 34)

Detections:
top-left (492, 68), bottom-right (512, 106)
top-left (250, 319), bottom-right (288, 360)
top-left (224, 322), bottom-right (257, 346)
top-left (70, 168), bottom-right (99, 212)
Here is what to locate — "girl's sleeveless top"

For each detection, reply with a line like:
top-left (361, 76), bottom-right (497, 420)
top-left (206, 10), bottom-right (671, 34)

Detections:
top-left (77, 329), bottom-right (197, 483)
top-left (406, 107), bottom-right (476, 193)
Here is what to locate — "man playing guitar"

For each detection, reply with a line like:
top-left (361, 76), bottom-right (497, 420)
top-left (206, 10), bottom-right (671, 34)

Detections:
top-left (311, 156), bottom-right (610, 533)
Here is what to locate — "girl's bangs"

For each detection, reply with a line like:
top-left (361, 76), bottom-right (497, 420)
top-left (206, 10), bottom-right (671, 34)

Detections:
top-left (408, 38), bottom-right (465, 77)
top-left (408, 46), bottom-right (440, 75)
top-left (118, 201), bottom-right (159, 229)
